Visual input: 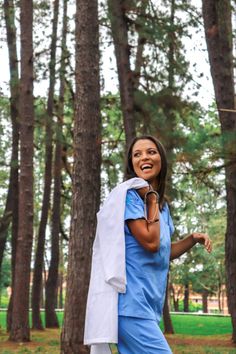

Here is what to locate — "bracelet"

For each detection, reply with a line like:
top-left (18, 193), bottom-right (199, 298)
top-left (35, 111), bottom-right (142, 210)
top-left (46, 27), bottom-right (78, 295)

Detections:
top-left (146, 218), bottom-right (159, 224)
top-left (144, 190), bottom-right (160, 204)
top-left (144, 190), bottom-right (159, 223)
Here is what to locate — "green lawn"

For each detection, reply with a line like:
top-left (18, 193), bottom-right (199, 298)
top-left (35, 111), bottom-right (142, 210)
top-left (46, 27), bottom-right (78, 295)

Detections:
top-left (0, 312), bottom-right (234, 353)
top-left (0, 311), bottom-right (232, 336)
top-left (0, 311), bottom-right (64, 330)
top-left (160, 314), bottom-right (232, 336)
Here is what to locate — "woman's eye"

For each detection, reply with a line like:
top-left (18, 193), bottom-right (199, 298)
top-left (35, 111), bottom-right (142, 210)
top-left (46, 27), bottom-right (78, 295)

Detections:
top-left (133, 153), bottom-right (140, 157)
top-left (149, 150), bottom-right (157, 154)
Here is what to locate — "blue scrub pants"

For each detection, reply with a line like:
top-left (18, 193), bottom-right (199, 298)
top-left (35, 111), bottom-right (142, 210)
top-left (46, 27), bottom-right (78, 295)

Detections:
top-left (117, 316), bottom-right (172, 354)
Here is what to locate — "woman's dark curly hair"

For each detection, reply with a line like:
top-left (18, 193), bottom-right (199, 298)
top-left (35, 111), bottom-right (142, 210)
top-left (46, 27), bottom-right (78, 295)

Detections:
top-left (125, 135), bottom-right (167, 209)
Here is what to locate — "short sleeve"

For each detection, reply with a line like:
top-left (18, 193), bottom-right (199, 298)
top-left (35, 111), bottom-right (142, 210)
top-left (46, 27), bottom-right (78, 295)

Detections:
top-left (124, 189), bottom-right (145, 221)
top-left (162, 203), bottom-right (175, 237)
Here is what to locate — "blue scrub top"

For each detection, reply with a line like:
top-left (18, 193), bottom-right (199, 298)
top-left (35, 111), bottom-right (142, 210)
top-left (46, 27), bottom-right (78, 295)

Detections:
top-left (118, 189), bottom-right (174, 324)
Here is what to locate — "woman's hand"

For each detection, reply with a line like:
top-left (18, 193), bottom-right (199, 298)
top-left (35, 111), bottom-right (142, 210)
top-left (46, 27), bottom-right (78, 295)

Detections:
top-left (137, 186), bottom-right (159, 207)
top-left (192, 232), bottom-right (212, 253)
top-left (171, 232), bottom-right (212, 261)
top-left (136, 186), bottom-right (150, 200)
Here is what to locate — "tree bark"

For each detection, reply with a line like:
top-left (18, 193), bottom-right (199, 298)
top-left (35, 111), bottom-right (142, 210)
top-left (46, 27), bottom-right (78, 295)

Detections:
top-left (183, 283), bottom-right (189, 312)
top-left (218, 282), bottom-right (222, 313)
top-left (162, 0), bottom-right (176, 333)
top-left (45, 140), bottom-right (61, 327)
top-left (163, 280), bottom-right (174, 334)
top-left (202, 0), bottom-right (236, 342)
top-left (45, 0), bottom-right (67, 322)
top-left (202, 290), bottom-right (208, 313)
top-left (108, 0), bottom-right (136, 151)
top-left (58, 269), bottom-right (64, 309)
top-left (3, 0), bottom-right (20, 332)
top-left (60, 0), bottom-right (101, 351)
top-left (133, 0), bottom-right (148, 91)
top-left (170, 282), bottom-right (179, 312)
top-left (9, 0), bottom-right (34, 342)
top-left (31, 0), bottom-right (59, 330)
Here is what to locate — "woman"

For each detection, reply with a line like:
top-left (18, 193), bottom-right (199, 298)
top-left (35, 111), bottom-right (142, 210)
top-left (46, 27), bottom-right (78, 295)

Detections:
top-left (117, 135), bottom-right (212, 354)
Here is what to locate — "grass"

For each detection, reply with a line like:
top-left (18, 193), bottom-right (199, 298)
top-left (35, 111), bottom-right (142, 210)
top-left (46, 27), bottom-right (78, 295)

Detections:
top-left (0, 312), bottom-right (235, 353)
top-left (160, 314), bottom-right (232, 336)
top-left (0, 328), bottom-right (60, 353)
top-left (0, 311), bottom-right (64, 330)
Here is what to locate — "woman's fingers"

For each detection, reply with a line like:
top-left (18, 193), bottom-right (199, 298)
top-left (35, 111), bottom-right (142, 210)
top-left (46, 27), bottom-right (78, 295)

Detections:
top-left (203, 235), bottom-right (212, 253)
top-left (193, 232), bottom-right (212, 253)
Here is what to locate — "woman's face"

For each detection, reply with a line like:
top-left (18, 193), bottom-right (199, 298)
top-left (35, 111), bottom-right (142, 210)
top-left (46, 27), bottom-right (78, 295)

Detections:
top-left (131, 139), bottom-right (161, 189)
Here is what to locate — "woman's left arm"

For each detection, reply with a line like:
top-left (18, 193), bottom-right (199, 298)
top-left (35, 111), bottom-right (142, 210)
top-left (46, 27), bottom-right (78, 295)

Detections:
top-left (170, 233), bottom-right (212, 261)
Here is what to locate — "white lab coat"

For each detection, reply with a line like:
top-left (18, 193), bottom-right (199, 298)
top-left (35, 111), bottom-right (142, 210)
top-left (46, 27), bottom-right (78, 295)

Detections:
top-left (84, 178), bottom-right (148, 354)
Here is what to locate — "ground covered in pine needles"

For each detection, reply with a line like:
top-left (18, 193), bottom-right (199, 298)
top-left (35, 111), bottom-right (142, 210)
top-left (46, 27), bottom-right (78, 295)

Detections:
top-left (0, 329), bottom-right (59, 353)
top-left (0, 330), bottom-right (236, 353)
top-left (0, 313), bottom-right (235, 353)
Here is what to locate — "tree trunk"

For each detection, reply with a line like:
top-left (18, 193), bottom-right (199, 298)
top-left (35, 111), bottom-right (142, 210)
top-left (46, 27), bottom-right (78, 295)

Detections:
top-left (218, 282), bottom-right (222, 313)
top-left (58, 234), bottom-right (65, 309)
top-left (163, 280), bottom-right (174, 334)
top-left (58, 271), bottom-right (64, 309)
top-left (202, 0), bottom-right (236, 342)
top-left (3, 0), bottom-right (20, 332)
top-left (31, 0), bottom-right (59, 330)
top-left (60, 0), bottom-right (101, 351)
top-left (0, 212), bottom-right (12, 269)
top-left (133, 1), bottom-right (148, 91)
top-left (170, 282), bottom-right (179, 312)
top-left (202, 290), bottom-right (208, 313)
top-left (9, 0), bottom-right (34, 342)
top-left (45, 185), bottom-right (60, 326)
top-left (160, 0), bottom-right (178, 333)
top-left (183, 283), bottom-right (189, 312)
top-left (45, 0), bottom-right (67, 328)
top-left (108, 0), bottom-right (136, 151)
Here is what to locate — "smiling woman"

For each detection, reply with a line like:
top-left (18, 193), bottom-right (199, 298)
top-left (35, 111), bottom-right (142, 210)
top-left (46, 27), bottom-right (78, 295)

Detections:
top-left (132, 139), bottom-right (161, 189)
top-left (126, 135), bottom-right (167, 209)
top-left (84, 135), bottom-right (212, 354)
top-left (118, 135), bottom-right (212, 354)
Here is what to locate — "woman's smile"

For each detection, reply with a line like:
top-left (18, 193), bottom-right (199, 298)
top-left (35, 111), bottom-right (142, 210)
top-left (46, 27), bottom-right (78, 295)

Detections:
top-left (132, 139), bottom-right (161, 188)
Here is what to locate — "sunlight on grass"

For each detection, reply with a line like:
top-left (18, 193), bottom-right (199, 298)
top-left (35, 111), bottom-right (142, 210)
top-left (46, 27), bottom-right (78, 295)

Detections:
top-left (160, 314), bottom-right (232, 336)
top-left (170, 345), bottom-right (236, 354)
top-left (0, 312), bottom-right (234, 353)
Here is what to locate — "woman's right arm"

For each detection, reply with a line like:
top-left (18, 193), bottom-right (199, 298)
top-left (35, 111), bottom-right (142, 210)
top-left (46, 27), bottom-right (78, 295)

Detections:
top-left (127, 190), bottom-right (160, 253)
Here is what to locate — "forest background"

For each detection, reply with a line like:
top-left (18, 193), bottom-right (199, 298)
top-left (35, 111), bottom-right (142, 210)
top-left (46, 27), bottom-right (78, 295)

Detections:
top-left (0, 0), bottom-right (236, 353)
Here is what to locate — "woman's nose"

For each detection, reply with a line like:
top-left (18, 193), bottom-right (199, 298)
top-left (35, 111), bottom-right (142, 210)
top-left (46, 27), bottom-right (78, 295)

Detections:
top-left (141, 153), bottom-right (149, 160)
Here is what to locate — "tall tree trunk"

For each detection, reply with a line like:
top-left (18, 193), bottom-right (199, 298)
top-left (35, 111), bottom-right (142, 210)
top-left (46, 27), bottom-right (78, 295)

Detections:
top-left (0, 212), bottom-right (12, 271)
top-left (202, 290), bottom-right (208, 313)
top-left (59, 272), bottom-right (63, 309)
top-left (61, 0), bottom-right (101, 351)
top-left (9, 0), bottom-right (34, 342)
top-left (133, 0), bottom-right (148, 91)
top-left (108, 0), bottom-right (136, 151)
top-left (167, 0), bottom-right (175, 91)
top-left (31, 0), bottom-right (59, 330)
top-left (170, 282), bottom-right (179, 312)
top-left (218, 282), bottom-right (222, 313)
top-left (162, 0), bottom-right (176, 331)
top-left (3, 0), bottom-right (20, 332)
top-left (45, 0), bottom-right (68, 329)
top-left (58, 234), bottom-right (65, 309)
top-left (163, 280), bottom-right (174, 334)
top-left (45, 140), bottom-right (61, 328)
top-left (202, 0), bottom-right (236, 342)
top-left (183, 283), bottom-right (189, 312)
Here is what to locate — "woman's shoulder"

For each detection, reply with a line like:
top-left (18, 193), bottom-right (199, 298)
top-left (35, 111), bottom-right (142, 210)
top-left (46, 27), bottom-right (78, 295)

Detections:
top-left (126, 188), bottom-right (143, 204)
